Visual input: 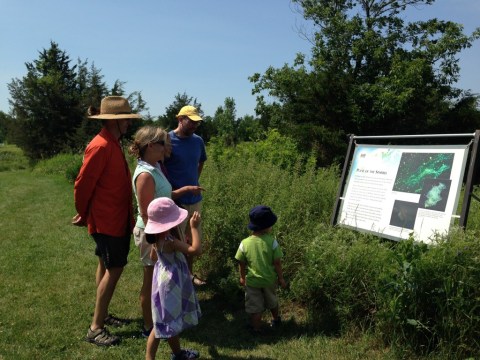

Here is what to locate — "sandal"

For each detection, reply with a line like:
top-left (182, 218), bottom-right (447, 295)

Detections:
top-left (104, 314), bottom-right (130, 327)
top-left (191, 274), bottom-right (206, 286)
top-left (85, 327), bottom-right (120, 346)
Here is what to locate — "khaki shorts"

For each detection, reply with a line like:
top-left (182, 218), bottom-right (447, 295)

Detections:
top-left (133, 226), bottom-right (155, 267)
top-left (245, 285), bottom-right (278, 314)
top-left (177, 202), bottom-right (202, 243)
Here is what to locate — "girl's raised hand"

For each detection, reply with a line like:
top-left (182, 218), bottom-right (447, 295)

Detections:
top-left (190, 211), bottom-right (201, 229)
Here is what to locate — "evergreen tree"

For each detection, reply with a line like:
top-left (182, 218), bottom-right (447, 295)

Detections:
top-left (8, 41), bottom-right (83, 160)
top-left (7, 42), bottom-right (149, 158)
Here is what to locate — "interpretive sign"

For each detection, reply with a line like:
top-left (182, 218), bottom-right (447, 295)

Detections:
top-left (337, 144), bottom-right (469, 243)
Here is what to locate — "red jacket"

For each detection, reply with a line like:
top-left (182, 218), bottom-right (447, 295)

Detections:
top-left (74, 128), bottom-right (134, 236)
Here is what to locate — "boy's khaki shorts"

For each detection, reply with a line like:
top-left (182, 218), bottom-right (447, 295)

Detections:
top-left (245, 285), bottom-right (278, 314)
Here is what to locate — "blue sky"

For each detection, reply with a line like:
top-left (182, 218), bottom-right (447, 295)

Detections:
top-left (0, 0), bottom-right (478, 119)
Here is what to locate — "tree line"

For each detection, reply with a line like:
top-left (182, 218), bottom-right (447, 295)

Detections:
top-left (1, 0), bottom-right (480, 166)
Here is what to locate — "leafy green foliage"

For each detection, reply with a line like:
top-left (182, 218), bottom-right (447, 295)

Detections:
top-left (291, 226), bottom-right (396, 333)
top-left (156, 92), bottom-right (203, 131)
top-left (208, 128), bottom-right (316, 171)
top-left (250, 0), bottom-right (480, 166)
top-left (291, 226), bottom-right (480, 358)
top-left (199, 133), bottom-right (339, 293)
top-left (7, 42), bottom-right (148, 161)
top-left (32, 152), bottom-right (83, 183)
top-left (377, 231), bottom-right (480, 357)
top-left (8, 42), bottom-right (83, 160)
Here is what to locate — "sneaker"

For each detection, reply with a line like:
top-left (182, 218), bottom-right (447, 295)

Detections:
top-left (104, 314), bottom-right (130, 327)
top-left (246, 324), bottom-right (263, 335)
top-left (171, 348), bottom-right (200, 360)
top-left (270, 316), bottom-right (282, 328)
top-left (191, 274), bottom-right (206, 286)
top-left (141, 326), bottom-right (153, 338)
top-left (85, 327), bottom-right (120, 346)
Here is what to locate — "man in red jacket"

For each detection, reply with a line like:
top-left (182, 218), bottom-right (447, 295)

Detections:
top-left (74, 96), bottom-right (141, 346)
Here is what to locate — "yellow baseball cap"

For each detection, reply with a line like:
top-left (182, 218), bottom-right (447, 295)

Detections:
top-left (176, 105), bottom-right (203, 121)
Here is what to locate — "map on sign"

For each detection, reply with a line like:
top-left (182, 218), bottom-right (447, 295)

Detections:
top-left (337, 144), bottom-right (468, 243)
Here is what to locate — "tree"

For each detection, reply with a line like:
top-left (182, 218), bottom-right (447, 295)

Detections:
top-left (212, 97), bottom-right (237, 146)
top-left (8, 41), bottom-right (83, 160)
top-left (7, 42), bottom-right (149, 159)
top-left (236, 114), bottom-right (264, 142)
top-left (69, 60), bottom-right (108, 151)
top-left (157, 92), bottom-right (203, 131)
top-left (0, 111), bottom-right (10, 143)
top-left (250, 0), bottom-right (480, 166)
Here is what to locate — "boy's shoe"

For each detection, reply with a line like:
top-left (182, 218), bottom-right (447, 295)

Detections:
top-left (270, 316), bottom-right (282, 328)
top-left (85, 327), bottom-right (120, 346)
top-left (191, 274), bottom-right (207, 286)
top-left (141, 326), bottom-right (153, 338)
top-left (171, 348), bottom-right (200, 359)
top-left (104, 314), bottom-right (130, 327)
top-left (246, 324), bottom-right (263, 335)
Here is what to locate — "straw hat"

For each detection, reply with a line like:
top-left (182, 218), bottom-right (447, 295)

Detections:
top-left (88, 96), bottom-right (142, 120)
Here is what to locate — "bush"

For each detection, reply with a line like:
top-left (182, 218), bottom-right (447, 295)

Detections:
top-left (199, 137), bottom-right (339, 297)
top-left (33, 153), bottom-right (83, 183)
top-left (377, 230), bottom-right (480, 357)
top-left (0, 144), bottom-right (30, 172)
top-left (290, 224), bottom-right (480, 358)
top-left (291, 225), bottom-right (396, 333)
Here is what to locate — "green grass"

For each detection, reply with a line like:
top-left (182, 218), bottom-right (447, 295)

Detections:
top-left (0, 169), bottom-right (402, 360)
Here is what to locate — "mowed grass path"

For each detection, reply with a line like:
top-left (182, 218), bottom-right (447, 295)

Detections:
top-left (0, 170), bottom-right (396, 360)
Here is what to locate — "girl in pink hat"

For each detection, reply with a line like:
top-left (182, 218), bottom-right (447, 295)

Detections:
top-left (144, 197), bottom-right (202, 360)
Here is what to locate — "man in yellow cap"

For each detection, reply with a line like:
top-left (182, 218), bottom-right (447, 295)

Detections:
top-left (164, 105), bottom-right (207, 286)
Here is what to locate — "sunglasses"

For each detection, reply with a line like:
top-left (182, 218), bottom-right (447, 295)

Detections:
top-left (152, 140), bottom-right (165, 146)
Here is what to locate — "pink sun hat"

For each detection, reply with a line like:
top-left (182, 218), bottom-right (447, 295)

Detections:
top-left (144, 197), bottom-right (188, 234)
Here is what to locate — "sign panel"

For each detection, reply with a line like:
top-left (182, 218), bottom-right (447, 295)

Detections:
top-left (338, 144), bottom-right (469, 243)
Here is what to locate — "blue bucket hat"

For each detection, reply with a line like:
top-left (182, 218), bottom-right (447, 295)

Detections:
top-left (247, 205), bottom-right (277, 231)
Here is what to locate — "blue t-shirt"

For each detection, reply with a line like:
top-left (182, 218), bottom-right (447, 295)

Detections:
top-left (164, 131), bottom-right (207, 205)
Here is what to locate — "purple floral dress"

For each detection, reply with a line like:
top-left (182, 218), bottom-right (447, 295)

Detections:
top-left (151, 238), bottom-right (201, 338)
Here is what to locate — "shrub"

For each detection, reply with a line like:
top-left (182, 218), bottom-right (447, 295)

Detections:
top-left (290, 225), bottom-right (396, 333)
top-left (33, 153), bottom-right (83, 183)
top-left (0, 144), bottom-right (30, 171)
top-left (199, 141), bottom-right (339, 297)
top-left (377, 230), bottom-right (480, 357)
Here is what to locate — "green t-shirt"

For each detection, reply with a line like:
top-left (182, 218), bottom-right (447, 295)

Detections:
top-left (235, 233), bottom-right (283, 288)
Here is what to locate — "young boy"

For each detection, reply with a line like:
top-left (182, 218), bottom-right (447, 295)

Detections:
top-left (235, 205), bottom-right (287, 334)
